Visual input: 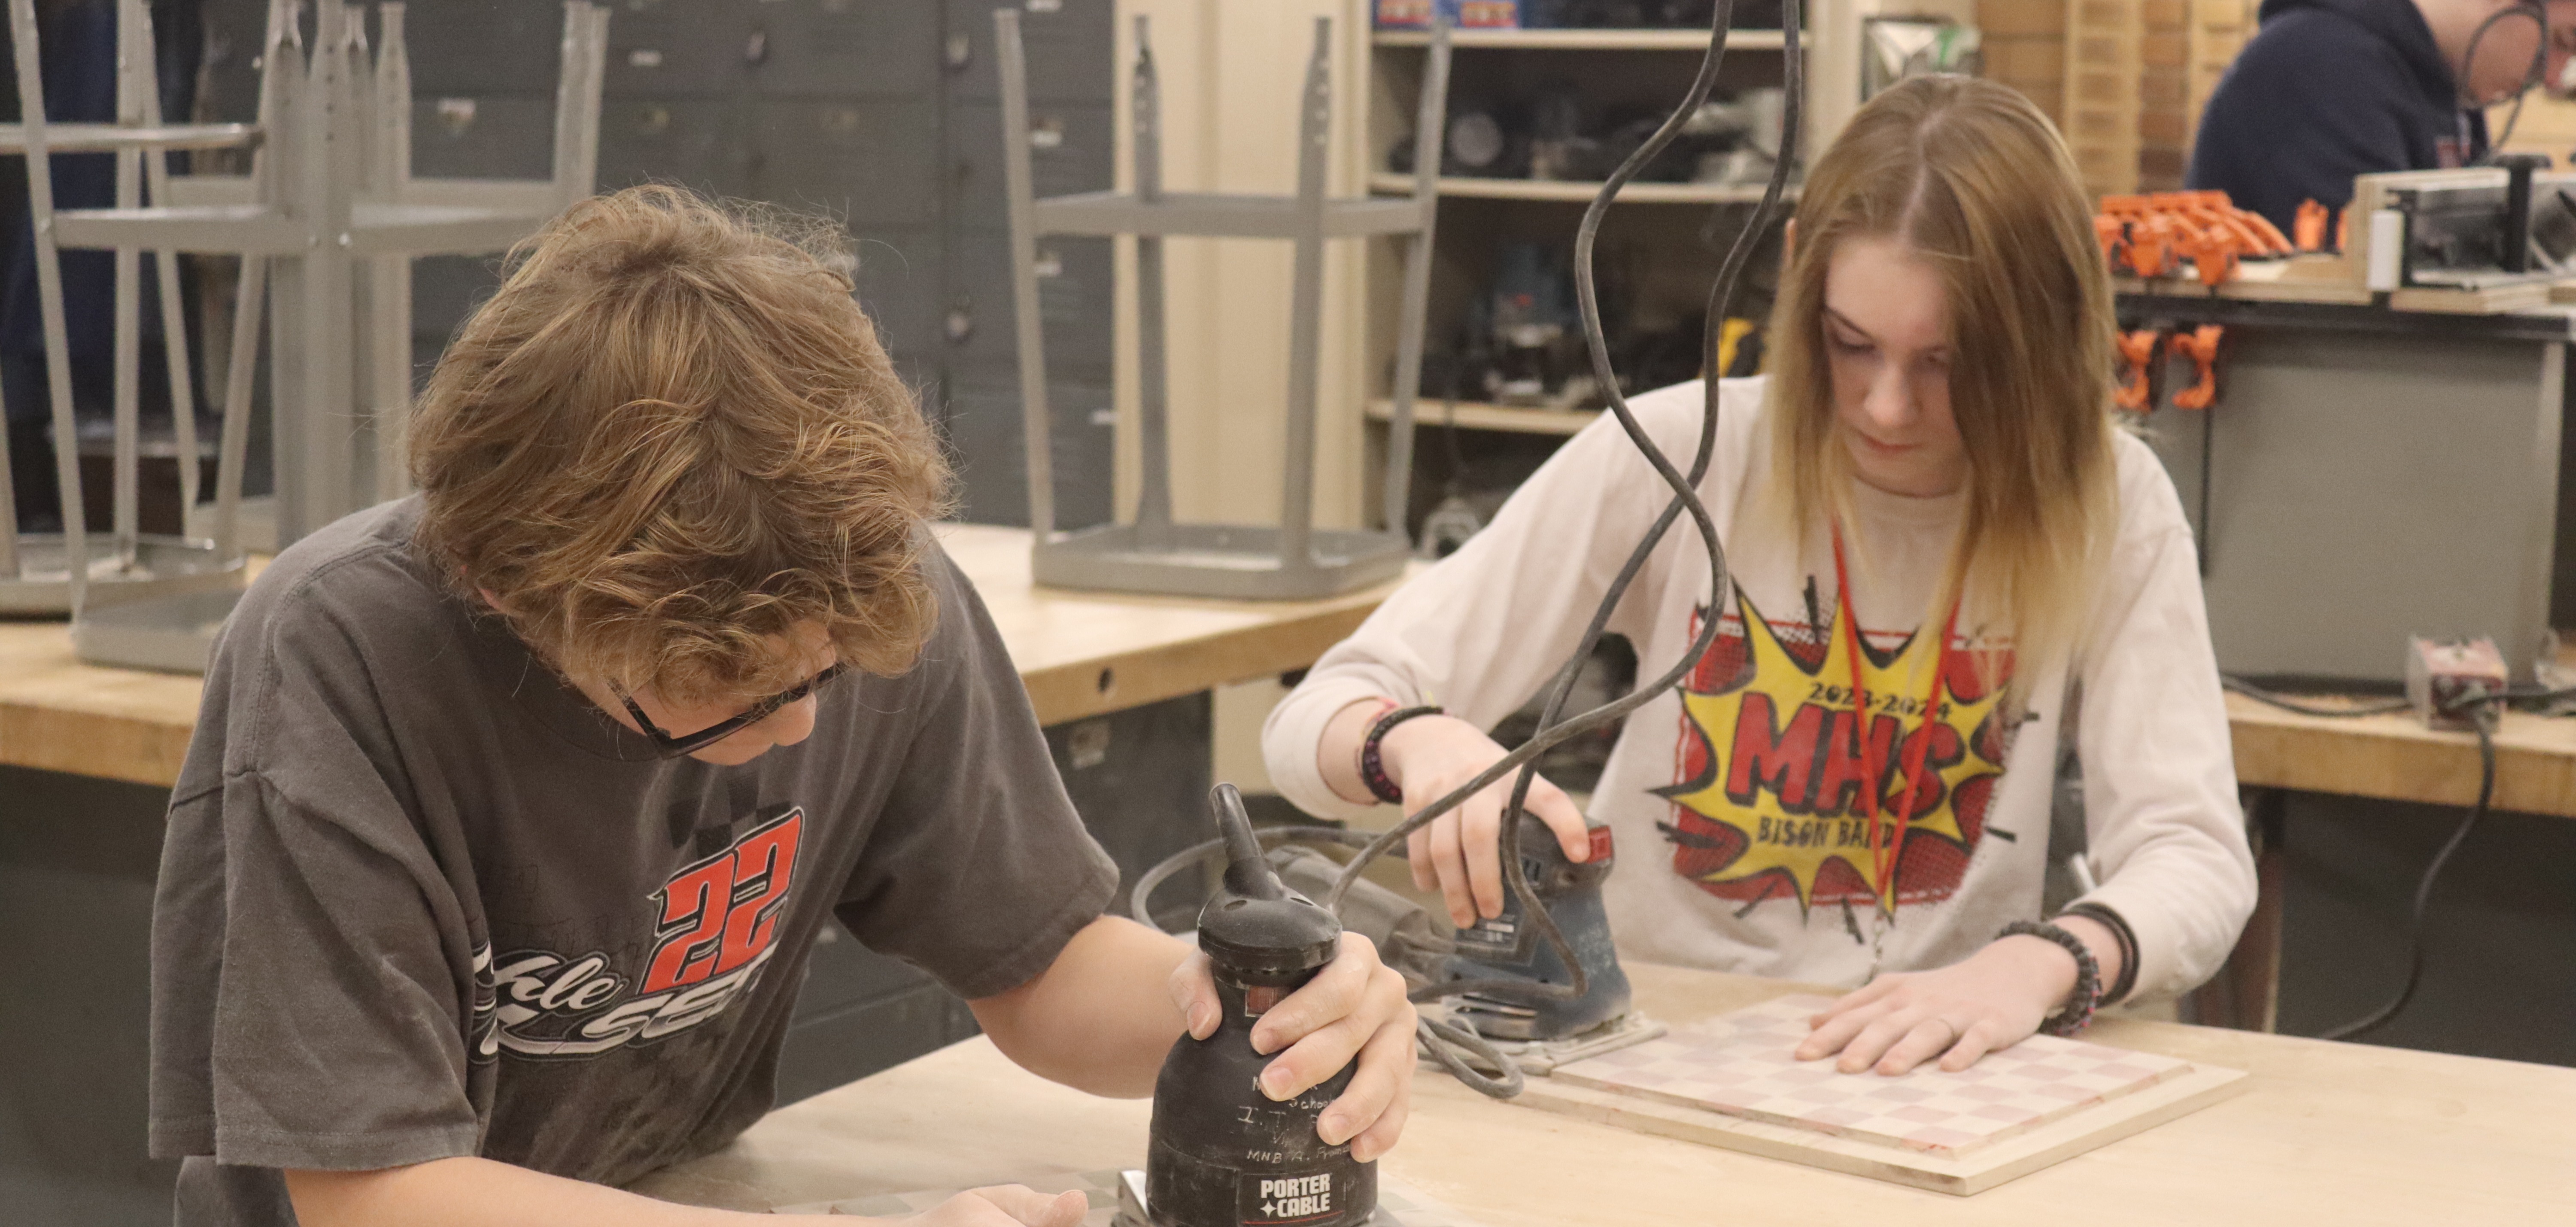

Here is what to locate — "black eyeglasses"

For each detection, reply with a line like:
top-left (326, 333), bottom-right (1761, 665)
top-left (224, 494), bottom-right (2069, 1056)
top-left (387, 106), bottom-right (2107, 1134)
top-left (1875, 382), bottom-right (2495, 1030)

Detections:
top-left (610, 662), bottom-right (848, 759)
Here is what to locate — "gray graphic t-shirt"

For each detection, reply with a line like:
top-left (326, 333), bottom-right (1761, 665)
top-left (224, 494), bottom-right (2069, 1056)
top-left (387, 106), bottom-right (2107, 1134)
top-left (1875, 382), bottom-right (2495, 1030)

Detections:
top-left (149, 498), bottom-right (1118, 1224)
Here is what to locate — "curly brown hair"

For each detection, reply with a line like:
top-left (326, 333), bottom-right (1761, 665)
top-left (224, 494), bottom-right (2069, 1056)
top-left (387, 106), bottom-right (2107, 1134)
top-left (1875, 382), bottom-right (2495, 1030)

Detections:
top-left (410, 185), bottom-right (951, 706)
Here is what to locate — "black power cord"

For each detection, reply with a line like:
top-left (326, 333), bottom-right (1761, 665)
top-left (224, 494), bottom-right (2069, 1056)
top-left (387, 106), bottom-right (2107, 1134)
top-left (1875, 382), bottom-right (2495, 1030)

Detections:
top-left (2461, 2), bottom-right (2551, 155)
top-left (2224, 673), bottom-right (2576, 1041)
top-left (1131, 0), bottom-right (1816, 1098)
top-left (2221, 675), bottom-right (2412, 717)
top-left (2317, 699), bottom-right (2496, 1041)
top-left (1127, 0), bottom-right (1802, 1101)
top-left (1323, 0), bottom-right (1801, 1018)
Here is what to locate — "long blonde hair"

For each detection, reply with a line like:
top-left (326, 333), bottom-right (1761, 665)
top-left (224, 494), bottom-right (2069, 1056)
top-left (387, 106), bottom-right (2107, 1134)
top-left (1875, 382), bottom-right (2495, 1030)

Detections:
top-left (1764, 75), bottom-right (2118, 685)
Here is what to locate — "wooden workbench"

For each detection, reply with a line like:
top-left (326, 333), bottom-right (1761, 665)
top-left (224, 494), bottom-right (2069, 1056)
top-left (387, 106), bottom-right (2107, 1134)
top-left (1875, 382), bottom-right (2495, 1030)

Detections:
top-left (0, 523), bottom-right (1404, 788)
top-left (2225, 691), bottom-right (2576, 820)
top-left (6, 524), bottom-right (2572, 822)
top-left (629, 962), bottom-right (2576, 1223)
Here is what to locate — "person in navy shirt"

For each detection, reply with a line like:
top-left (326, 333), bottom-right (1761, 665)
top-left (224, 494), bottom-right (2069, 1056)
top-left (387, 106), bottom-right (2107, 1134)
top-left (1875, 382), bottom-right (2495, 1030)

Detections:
top-left (2190, 0), bottom-right (2576, 234)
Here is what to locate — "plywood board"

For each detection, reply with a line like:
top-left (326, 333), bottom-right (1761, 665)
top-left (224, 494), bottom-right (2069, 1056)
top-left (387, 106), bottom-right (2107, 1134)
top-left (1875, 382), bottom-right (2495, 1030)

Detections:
top-left (1518, 996), bottom-right (2251, 1196)
top-left (2388, 282), bottom-right (2556, 314)
top-left (1553, 996), bottom-right (2196, 1155)
top-left (2111, 272), bottom-right (2376, 306)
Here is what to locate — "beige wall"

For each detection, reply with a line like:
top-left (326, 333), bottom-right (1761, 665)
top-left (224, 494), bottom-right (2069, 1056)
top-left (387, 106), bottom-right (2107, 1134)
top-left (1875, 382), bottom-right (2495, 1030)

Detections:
top-left (1982, 0), bottom-right (2069, 124)
top-left (2492, 95), bottom-right (2576, 163)
top-left (2041, 0), bottom-right (2258, 197)
top-left (1111, 0), bottom-right (1376, 533)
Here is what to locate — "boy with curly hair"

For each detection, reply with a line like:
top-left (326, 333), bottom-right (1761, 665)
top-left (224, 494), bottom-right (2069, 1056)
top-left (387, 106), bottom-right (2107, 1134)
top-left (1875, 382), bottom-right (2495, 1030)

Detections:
top-left (149, 187), bottom-right (1415, 1227)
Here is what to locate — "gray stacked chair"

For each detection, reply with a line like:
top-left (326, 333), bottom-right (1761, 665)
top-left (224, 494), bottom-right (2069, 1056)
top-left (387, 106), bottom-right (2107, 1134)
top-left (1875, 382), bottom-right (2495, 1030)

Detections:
top-left (10, 0), bottom-right (608, 671)
top-left (0, 0), bottom-right (266, 616)
top-left (996, 12), bottom-right (1449, 600)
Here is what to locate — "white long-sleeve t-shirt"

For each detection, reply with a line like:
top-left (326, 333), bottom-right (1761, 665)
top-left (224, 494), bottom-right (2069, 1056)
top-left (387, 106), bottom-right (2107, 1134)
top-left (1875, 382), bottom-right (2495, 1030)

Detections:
top-left (1264, 377), bottom-right (2255, 1001)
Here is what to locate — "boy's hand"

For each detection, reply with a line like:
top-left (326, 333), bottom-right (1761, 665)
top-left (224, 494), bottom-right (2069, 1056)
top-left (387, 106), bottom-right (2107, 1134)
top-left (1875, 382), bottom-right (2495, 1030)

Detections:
top-left (1168, 932), bottom-right (1417, 1162)
top-left (904, 1187), bottom-right (1088, 1226)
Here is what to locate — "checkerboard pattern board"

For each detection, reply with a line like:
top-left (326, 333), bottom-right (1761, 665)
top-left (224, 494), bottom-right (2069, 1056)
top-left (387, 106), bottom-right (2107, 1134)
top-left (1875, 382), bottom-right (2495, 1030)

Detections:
top-left (1551, 995), bottom-right (2195, 1156)
top-left (775, 1169), bottom-right (1482, 1225)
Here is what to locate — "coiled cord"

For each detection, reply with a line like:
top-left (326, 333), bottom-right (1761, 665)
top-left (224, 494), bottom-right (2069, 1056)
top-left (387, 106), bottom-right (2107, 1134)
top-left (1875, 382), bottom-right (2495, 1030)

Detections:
top-left (1132, 0), bottom-right (1803, 1099)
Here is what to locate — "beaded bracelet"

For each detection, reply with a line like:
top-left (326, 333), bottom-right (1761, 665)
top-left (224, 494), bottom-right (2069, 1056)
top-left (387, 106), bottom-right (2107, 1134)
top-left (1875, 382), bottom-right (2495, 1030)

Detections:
top-left (1359, 704), bottom-right (1445, 804)
top-left (2000, 919), bottom-right (2102, 1036)
top-left (2060, 902), bottom-right (2141, 1006)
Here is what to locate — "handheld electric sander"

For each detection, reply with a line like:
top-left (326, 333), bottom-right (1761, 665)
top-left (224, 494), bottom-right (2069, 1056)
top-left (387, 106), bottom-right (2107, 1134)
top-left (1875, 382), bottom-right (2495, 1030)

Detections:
top-left (1130, 803), bottom-right (1662, 1098)
top-left (1127, 784), bottom-right (1376, 1227)
top-left (1421, 813), bottom-right (1660, 1074)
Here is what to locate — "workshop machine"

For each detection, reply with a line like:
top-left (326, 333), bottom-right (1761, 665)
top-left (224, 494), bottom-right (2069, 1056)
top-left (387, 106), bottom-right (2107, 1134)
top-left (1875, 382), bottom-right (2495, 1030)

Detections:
top-left (2345, 160), bottom-right (2576, 293)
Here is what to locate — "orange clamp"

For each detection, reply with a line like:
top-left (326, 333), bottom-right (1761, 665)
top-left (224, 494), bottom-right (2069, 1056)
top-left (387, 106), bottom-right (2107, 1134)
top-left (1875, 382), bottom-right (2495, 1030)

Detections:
top-left (2094, 214), bottom-right (2126, 265)
top-left (2123, 214), bottom-right (2178, 279)
top-left (2116, 329), bottom-right (2164, 412)
top-left (2172, 324), bottom-right (2223, 410)
top-left (2294, 199), bottom-right (2332, 252)
top-left (2177, 224), bottom-right (2242, 288)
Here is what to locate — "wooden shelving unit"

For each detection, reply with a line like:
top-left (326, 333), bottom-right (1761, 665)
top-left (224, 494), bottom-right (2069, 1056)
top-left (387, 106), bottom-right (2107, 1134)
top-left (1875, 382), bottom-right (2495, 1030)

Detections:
top-left (1357, 19), bottom-right (1806, 531)
top-left (1368, 398), bottom-right (1599, 438)
top-left (1366, 172), bottom-right (1788, 204)
top-left (1370, 27), bottom-right (1791, 52)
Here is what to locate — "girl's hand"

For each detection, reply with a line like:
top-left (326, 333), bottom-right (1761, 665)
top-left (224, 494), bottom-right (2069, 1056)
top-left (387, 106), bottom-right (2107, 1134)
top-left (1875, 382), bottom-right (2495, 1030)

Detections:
top-left (1793, 933), bottom-right (2082, 1075)
top-left (1375, 714), bottom-right (1592, 929)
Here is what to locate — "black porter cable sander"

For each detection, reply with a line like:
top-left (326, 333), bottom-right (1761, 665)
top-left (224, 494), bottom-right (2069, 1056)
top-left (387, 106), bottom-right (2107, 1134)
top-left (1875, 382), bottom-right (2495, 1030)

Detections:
top-left (1127, 784), bottom-right (1377, 1227)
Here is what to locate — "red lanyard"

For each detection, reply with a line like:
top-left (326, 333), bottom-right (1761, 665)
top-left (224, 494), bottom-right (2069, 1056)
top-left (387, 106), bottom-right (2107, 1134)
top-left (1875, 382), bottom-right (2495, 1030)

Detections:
top-left (1828, 524), bottom-right (1960, 911)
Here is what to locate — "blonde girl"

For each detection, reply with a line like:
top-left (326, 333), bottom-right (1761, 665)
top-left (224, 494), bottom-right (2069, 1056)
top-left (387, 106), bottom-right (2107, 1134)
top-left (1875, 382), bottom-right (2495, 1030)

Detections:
top-left (1264, 76), bottom-right (2256, 1074)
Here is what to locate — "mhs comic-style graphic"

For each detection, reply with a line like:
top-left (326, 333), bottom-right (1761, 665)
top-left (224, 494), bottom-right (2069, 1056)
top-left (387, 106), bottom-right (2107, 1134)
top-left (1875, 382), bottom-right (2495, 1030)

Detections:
top-left (470, 808), bottom-right (804, 1061)
top-left (1657, 587), bottom-right (2019, 915)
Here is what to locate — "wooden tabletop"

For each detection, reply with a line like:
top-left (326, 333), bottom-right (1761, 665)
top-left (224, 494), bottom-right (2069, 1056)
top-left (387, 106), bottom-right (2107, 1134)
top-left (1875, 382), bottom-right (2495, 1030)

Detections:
top-left (0, 524), bottom-right (1407, 788)
top-left (630, 962), bottom-right (2576, 1223)
top-left (2225, 691), bottom-right (2576, 819)
top-left (9, 526), bottom-right (2574, 817)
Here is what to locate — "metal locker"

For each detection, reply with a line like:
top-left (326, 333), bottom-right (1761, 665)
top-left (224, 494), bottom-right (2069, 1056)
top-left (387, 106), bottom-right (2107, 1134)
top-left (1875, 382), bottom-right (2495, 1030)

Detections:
top-left (594, 97), bottom-right (756, 199)
top-left (1045, 692), bottom-right (1216, 934)
top-left (1045, 373), bottom-right (1116, 531)
top-left (747, 99), bottom-right (941, 230)
top-left (401, 0), bottom-right (571, 95)
top-left (942, 0), bottom-right (1112, 104)
top-left (789, 925), bottom-right (941, 1020)
top-left (196, 0), bottom-right (270, 123)
top-left (944, 231), bottom-right (1111, 380)
top-left (751, 0), bottom-right (940, 99)
top-left (773, 965), bottom-right (978, 1105)
top-left (945, 100), bottom-right (1110, 233)
top-left (411, 253), bottom-right (504, 350)
top-left (410, 95), bottom-right (558, 181)
top-left (603, 0), bottom-right (756, 99)
top-left (941, 375), bottom-right (1113, 529)
top-left (849, 227), bottom-right (942, 374)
